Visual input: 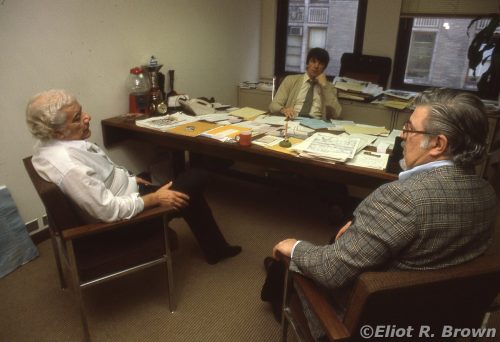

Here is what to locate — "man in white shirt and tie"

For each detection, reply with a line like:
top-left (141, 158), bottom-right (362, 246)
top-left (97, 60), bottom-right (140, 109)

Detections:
top-left (269, 47), bottom-right (342, 120)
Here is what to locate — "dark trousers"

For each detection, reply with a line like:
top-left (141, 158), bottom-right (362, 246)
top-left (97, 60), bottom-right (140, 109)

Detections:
top-left (139, 168), bottom-right (229, 258)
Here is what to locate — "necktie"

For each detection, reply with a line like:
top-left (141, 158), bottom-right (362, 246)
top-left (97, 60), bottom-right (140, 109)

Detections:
top-left (299, 79), bottom-right (316, 116)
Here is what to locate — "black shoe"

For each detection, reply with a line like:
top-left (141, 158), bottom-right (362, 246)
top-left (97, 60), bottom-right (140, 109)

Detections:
top-left (264, 256), bottom-right (274, 272)
top-left (206, 245), bottom-right (242, 264)
top-left (261, 259), bottom-right (286, 323)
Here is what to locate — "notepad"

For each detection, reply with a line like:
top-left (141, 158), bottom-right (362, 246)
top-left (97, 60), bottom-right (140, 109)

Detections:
top-left (343, 124), bottom-right (390, 136)
top-left (228, 107), bottom-right (266, 120)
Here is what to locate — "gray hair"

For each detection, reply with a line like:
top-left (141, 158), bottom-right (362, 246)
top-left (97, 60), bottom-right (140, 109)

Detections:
top-left (26, 89), bottom-right (76, 140)
top-left (414, 88), bottom-right (489, 168)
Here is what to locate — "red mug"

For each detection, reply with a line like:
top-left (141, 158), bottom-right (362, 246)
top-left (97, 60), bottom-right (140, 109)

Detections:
top-left (236, 131), bottom-right (252, 146)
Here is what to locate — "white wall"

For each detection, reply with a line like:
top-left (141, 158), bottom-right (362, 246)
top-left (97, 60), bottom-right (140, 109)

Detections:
top-left (259, 0), bottom-right (277, 80)
top-left (0, 0), bottom-right (261, 223)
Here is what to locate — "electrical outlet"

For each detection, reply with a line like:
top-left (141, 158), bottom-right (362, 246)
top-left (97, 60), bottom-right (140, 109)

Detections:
top-left (26, 219), bottom-right (39, 233)
top-left (42, 214), bottom-right (48, 227)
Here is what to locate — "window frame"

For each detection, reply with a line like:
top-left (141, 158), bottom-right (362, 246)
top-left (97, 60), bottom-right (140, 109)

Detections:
top-left (274, 0), bottom-right (368, 78)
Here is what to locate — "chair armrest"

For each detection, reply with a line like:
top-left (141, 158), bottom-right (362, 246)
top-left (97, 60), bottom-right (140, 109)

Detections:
top-left (61, 206), bottom-right (173, 240)
top-left (293, 273), bottom-right (351, 341)
top-left (277, 252), bottom-right (351, 341)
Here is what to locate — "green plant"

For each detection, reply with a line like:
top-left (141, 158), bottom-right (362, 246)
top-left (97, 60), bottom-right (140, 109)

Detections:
top-left (467, 14), bottom-right (500, 99)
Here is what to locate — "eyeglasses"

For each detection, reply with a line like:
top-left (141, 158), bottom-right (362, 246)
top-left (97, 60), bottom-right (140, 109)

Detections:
top-left (402, 121), bottom-right (433, 136)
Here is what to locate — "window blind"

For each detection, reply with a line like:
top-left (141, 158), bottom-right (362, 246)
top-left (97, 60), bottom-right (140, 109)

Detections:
top-left (401, 0), bottom-right (499, 17)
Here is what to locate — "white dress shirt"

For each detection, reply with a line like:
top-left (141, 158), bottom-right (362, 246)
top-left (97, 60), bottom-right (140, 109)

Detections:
top-left (32, 139), bottom-right (144, 222)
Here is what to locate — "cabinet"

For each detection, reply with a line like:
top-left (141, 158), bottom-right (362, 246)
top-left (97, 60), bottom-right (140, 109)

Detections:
top-left (237, 87), bottom-right (272, 111)
top-left (339, 100), bottom-right (395, 129)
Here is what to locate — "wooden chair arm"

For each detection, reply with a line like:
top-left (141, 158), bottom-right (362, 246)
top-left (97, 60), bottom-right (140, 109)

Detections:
top-left (61, 206), bottom-right (173, 240)
top-left (292, 273), bottom-right (351, 341)
top-left (277, 252), bottom-right (350, 341)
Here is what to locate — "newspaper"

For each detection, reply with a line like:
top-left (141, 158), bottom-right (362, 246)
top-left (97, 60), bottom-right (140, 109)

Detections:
top-left (292, 132), bottom-right (360, 163)
top-left (135, 113), bottom-right (197, 132)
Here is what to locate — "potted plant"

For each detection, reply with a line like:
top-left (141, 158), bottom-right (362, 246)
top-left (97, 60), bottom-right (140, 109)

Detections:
top-left (467, 14), bottom-right (500, 99)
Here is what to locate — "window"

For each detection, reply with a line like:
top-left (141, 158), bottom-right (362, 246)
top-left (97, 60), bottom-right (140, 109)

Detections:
top-left (406, 31), bottom-right (436, 82)
top-left (392, 16), bottom-right (498, 95)
top-left (275, 0), bottom-right (366, 77)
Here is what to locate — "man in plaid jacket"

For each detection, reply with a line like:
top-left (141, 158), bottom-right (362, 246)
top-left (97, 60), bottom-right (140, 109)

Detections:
top-left (272, 88), bottom-right (497, 340)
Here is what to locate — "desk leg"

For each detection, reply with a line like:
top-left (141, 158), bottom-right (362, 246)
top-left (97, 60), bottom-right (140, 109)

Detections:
top-left (188, 152), bottom-right (204, 169)
top-left (172, 150), bottom-right (186, 176)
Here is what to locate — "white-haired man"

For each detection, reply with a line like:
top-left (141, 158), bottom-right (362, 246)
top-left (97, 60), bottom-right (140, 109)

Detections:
top-left (26, 89), bottom-right (241, 264)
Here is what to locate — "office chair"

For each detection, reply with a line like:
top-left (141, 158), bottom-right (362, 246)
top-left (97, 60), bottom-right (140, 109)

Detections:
top-left (339, 53), bottom-right (392, 88)
top-left (280, 253), bottom-right (500, 342)
top-left (23, 157), bottom-right (176, 341)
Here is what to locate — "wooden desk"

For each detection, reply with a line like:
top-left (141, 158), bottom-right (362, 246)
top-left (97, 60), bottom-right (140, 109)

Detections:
top-left (101, 116), bottom-right (398, 189)
top-left (237, 86), bottom-right (412, 130)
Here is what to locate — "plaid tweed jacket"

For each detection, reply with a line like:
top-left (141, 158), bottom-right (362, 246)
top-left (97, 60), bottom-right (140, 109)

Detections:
top-left (291, 165), bottom-right (497, 291)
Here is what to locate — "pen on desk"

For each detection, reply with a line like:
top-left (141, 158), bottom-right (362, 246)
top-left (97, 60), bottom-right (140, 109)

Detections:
top-left (279, 118), bottom-right (292, 148)
top-left (364, 151), bottom-right (381, 157)
top-left (284, 118), bottom-right (289, 140)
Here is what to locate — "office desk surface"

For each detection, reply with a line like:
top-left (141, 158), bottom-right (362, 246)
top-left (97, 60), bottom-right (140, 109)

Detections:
top-left (101, 116), bottom-right (398, 189)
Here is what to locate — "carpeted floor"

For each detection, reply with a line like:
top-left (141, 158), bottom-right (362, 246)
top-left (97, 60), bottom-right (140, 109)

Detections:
top-left (0, 174), bottom-right (335, 341)
top-left (2, 173), bottom-right (499, 342)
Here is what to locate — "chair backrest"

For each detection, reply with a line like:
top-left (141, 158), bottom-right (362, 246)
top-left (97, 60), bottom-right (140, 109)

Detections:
top-left (343, 254), bottom-right (500, 339)
top-left (339, 53), bottom-right (392, 88)
top-left (23, 156), bottom-right (84, 234)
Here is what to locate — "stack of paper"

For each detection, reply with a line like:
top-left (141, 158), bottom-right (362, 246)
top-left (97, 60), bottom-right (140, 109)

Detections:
top-left (346, 151), bottom-right (389, 170)
top-left (201, 124), bottom-right (250, 142)
top-left (296, 117), bottom-right (334, 130)
top-left (328, 119), bottom-right (355, 132)
top-left (343, 124), bottom-right (390, 136)
top-left (228, 107), bottom-right (266, 120)
top-left (292, 132), bottom-right (360, 163)
top-left (195, 113), bottom-right (233, 122)
top-left (253, 114), bottom-right (287, 126)
top-left (252, 135), bottom-right (284, 147)
top-left (377, 89), bottom-right (418, 109)
top-left (135, 113), bottom-right (198, 132)
top-left (167, 121), bottom-right (219, 137)
top-left (333, 76), bottom-right (384, 102)
top-left (286, 121), bottom-right (315, 138)
top-left (234, 120), bottom-right (275, 136)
